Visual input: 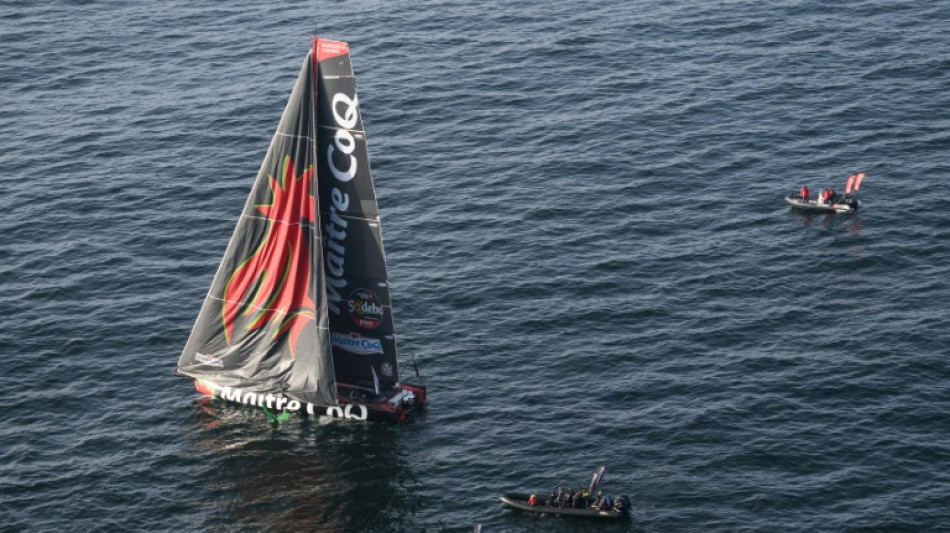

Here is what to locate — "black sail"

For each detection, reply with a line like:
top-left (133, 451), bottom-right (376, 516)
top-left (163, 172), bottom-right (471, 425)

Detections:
top-left (178, 49), bottom-right (337, 407)
top-left (315, 39), bottom-right (399, 390)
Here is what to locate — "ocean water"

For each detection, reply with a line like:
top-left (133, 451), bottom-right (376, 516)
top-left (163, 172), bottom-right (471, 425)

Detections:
top-left (2, 1), bottom-right (949, 531)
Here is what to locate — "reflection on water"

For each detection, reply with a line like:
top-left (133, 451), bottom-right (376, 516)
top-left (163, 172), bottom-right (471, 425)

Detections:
top-left (841, 215), bottom-right (867, 255)
top-left (792, 210), bottom-right (865, 240)
top-left (182, 400), bottom-right (413, 531)
top-left (792, 210), bottom-right (836, 233)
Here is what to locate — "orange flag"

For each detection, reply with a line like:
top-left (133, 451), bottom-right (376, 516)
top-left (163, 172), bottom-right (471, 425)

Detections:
top-left (853, 172), bottom-right (866, 191)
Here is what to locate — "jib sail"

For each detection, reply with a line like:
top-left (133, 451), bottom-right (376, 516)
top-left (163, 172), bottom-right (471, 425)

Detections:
top-left (178, 46), bottom-right (337, 407)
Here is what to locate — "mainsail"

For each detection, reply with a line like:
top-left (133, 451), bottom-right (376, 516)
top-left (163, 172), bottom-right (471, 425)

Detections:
top-left (314, 39), bottom-right (399, 392)
top-left (178, 37), bottom-right (407, 415)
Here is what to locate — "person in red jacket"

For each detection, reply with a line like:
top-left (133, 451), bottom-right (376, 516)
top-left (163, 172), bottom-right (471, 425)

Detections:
top-left (528, 494), bottom-right (538, 506)
top-left (800, 184), bottom-right (810, 200)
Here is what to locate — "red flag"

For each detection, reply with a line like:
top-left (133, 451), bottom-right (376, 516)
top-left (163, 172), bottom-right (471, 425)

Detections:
top-left (853, 172), bottom-right (866, 191)
top-left (845, 174), bottom-right (856, 194)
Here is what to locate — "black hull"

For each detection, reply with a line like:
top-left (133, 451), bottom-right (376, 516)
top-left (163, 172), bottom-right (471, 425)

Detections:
top-left (785, 194), bottom-right (858, 214)
top-left (500, 492), bottom-right (628, 519)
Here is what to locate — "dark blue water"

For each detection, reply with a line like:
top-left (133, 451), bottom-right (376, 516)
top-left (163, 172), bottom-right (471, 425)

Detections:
top-left (3, 1), bottom-right (949, 531)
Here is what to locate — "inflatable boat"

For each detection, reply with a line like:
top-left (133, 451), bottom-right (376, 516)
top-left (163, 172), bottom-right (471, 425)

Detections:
top-left (500, 492), bottom-right (629, 519)
top-left (785, 194), bottom-right (859, 214)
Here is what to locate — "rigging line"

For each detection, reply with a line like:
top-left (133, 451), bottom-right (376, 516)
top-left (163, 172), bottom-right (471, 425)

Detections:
top-left (238, 213), bottom-right (314, 227)
top-left (333, 213), bottom-right (384, 224)
top-left (236, 207), bottom-right (382, 225)
top-left (404, 351), bottom-right (421, 378)
top-left (202, 214), bottom-right (316, 225)
top-left (316, 124), bottom-right (366, 134)
top-left (273, 132), bottom-right (315, 140)
top-left (207, 296), bottom-right (335, 323)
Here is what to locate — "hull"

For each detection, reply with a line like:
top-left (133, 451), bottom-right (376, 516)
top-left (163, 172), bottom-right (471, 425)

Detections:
top-left (193, 380), bottom-right (426, 423)
top-left (500, 492), bottom-right (628, 519)
top-left (785, 194), bottom-right (858, 213)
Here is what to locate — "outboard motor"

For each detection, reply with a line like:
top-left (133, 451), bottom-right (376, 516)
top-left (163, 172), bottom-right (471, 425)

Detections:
top-left (612, 496), bottom-right (627, 513)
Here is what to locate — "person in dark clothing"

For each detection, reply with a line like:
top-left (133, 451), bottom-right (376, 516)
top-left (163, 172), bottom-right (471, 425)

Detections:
top-left (590, 490), bottom-right (605, 509)
top-left (563, 488), bottom-right (575, 508)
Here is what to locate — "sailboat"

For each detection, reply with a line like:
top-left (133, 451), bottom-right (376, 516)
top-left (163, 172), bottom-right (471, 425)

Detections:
top-left (178, 37), bottom-right (426, 422)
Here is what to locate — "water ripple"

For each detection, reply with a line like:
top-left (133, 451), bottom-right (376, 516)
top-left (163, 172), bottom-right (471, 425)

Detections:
top-left (2, 0), bottom-right (949, 531)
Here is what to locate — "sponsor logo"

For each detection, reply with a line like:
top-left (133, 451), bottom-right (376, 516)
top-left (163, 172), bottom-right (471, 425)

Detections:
top-left (214, 385), bottom-right (368, 420)
top-left (317, 40), bottom-right (349, 60)
top-left (331, 332), bottom-right (384, 354)
top-left (324, 187), bottom-right (350, 316)
top-left (325, 404), bottom-right (368, 421)
top-left (327, 93), bottom-right (360, 183)
top-left (348, 288), bottom-right (384, 329)
top-left (195, 352), bottom-right (224, 367)
top-left (323, 88), bottom-right (361, 317)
